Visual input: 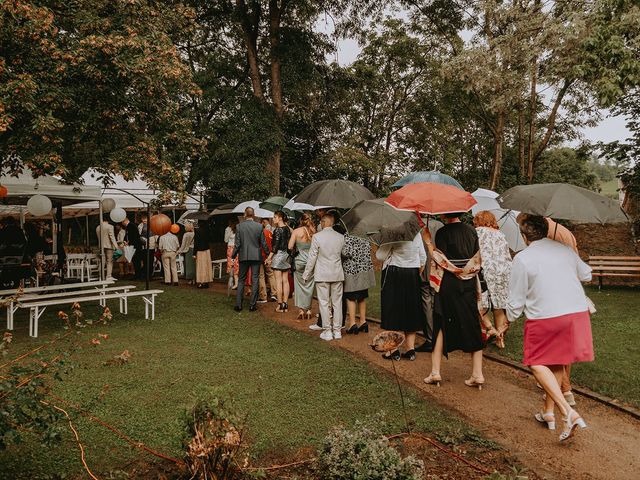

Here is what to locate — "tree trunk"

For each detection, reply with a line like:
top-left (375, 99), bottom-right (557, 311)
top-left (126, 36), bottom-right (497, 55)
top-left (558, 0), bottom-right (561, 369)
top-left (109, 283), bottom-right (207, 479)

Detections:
top-left (489, 111), bottom-right (505, 190)
top-left (267, 0), bottom-right (283, 194)
top-left (526, 58), bottom-right (537, 183)
top-left (235, 0), bottom-right (263, 100)
top-left (518, 105), bottom-right (526, 178)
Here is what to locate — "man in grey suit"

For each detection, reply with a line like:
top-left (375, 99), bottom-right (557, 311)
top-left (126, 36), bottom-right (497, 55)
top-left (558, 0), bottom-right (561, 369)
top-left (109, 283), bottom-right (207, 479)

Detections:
top-left (232, 207), bottom-right (269, 312)
top-left (303, 212), bottom-right (345, 341)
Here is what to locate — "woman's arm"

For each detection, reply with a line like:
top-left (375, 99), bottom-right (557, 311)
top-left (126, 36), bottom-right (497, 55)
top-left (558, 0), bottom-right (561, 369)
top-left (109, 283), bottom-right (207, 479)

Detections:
top-left (506, 257), bottom-right (527, 322)
top-left (287, 228), bottom-right (297, 251)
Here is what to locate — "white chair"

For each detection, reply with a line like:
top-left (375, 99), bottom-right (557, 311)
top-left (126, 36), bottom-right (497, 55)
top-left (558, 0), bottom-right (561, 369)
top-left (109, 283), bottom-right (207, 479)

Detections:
top-left (85, 254), bottom-right (101, 281)
top-left (176, 255), bottom-right (184, 275)
top-left (65, 254), bottom-right (86, 281)
top-left (212, 259), bottom-right (226, 279)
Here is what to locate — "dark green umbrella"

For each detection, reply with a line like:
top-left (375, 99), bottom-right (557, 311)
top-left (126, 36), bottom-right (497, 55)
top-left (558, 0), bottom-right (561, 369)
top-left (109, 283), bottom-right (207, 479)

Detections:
top-left (259, 196), bottom-right (290, 213)
top-left (294, 180), bottom-right (375, 209)
top-left (498, 183), bottom-right (628, 224)
top-left (342, 198), bottom-right (422, 245)
top-left (392, 170), bottom-right (463, 189)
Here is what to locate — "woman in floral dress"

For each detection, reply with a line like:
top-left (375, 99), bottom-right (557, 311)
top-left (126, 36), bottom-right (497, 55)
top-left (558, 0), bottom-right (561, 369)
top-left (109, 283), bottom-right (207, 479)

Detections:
top-left (474, 211), bottom-right (512, 348)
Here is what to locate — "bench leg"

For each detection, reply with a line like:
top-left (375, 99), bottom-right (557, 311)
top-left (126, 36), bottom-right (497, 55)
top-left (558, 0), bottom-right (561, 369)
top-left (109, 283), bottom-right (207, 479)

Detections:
top-left (119, 296), bottom-right (124, 314)
top-left (144, 298), bottom-right (149, 320)
top-left (598, 276), bottom-right (602, 291)
top-left (29, 308), bottom-right (34, 337)
top-left (151, 294), bottom-right (156, 320)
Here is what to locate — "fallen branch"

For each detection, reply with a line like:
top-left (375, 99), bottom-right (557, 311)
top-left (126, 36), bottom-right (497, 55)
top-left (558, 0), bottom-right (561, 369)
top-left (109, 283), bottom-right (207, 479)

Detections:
top-left (0, 331), bottom-right (73, 370)
top-left (244, 457), bottom-right (316, 472)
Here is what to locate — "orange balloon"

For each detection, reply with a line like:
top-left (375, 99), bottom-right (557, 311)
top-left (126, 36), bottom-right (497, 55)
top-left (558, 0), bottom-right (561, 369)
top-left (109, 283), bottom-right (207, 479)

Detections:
top-left (0, 185), bottom-right (7, 198)
top-left (170, 224), bottom-right (180, 234)
top-left (150, 214), bottom-right (171, 236)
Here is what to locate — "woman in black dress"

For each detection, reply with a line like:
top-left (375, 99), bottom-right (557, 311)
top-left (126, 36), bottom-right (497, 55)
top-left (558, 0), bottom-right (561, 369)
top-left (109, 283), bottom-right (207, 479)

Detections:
top-left (424, 213), bottom-right (485, 388)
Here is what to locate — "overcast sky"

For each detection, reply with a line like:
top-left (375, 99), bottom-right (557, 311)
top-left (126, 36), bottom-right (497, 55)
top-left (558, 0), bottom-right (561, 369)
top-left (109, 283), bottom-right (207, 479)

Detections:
top-left (317, 20), bottom-right (631, 146)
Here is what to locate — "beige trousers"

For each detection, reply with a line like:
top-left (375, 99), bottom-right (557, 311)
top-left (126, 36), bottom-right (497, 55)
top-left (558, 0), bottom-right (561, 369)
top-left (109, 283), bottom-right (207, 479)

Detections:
top-left (104, 248), bottom-right (114, 279)
top-left (162, 251), bottom-right (178, 283)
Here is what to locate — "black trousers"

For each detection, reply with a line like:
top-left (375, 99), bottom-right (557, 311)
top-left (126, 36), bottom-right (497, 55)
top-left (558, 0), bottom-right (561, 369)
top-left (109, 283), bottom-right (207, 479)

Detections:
top-left (420, 282), bottom-right (435, 346)
top-left (236, 260), bottom-right (262, 309)
top-left (132, 249), bottom-right (145, 279)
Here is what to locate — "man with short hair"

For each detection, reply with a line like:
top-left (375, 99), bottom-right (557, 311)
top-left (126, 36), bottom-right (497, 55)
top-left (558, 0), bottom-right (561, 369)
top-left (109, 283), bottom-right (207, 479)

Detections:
top-left (159, 229), bottom-right (180, 285)
top-left (233, 207), bottom-right (269, 312)
top-left (122, 216), bottom-right (143, 279)
top-left (303, 212), bottom-right (345, 341)
top-left (96, 219), bottom-right (118, 280)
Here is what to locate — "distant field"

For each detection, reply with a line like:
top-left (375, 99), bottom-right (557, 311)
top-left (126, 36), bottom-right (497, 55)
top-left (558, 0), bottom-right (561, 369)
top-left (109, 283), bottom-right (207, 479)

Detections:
top-left (600, 178), bottom-right (620, 199)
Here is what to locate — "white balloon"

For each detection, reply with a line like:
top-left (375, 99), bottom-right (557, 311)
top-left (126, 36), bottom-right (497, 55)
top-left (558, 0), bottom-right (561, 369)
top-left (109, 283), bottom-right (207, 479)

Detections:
top-left (110, 207), bottom-right (127, 223)
top-left (102, 198), bottom-right (116, 213)
top-left (27, 195), bottom-right (52, 217)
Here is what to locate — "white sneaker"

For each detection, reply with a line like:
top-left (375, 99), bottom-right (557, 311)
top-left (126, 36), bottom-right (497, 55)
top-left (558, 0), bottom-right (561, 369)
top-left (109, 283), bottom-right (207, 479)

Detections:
top-left (308, 324), bottom-right (323, 331)
top-left (333, 331), bottom-right (342, 340)
top-left (320, 330), bottom-right (333, 341)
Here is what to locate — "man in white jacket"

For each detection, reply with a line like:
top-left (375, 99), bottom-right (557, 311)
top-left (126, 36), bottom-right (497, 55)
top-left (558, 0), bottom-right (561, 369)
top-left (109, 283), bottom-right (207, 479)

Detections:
top-left (303, 212), bottom-right (345, 341)
top-left (96, 220), bottom-right (119, 280)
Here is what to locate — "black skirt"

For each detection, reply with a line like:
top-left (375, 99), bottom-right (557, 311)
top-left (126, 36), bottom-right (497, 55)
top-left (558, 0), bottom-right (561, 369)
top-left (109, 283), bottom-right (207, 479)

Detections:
top-left (344, 289), bottom-right (369, 301)
top-left (380, 266), bottom-right (424, 332)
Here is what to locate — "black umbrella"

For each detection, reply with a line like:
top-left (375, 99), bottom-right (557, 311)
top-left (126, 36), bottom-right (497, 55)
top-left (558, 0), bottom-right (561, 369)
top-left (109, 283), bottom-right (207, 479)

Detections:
top-left (498, 183), bottom-right (628, 224)
top-left (294, 180), bottom-right (375, 209)
top-left (342, 198), bottom-right (422, 245)
top-left (183, 210), bottom-right (210, 221)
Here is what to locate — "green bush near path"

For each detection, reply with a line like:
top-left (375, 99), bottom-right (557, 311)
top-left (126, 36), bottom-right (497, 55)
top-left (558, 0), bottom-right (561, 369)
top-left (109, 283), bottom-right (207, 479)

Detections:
top-left (368, 278), bottom-right (640, 408)
top-left (0, 286), bottom-right (491, 479)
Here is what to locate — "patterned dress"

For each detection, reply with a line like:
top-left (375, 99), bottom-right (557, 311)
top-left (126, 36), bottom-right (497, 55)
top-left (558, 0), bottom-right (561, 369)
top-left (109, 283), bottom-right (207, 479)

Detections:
top-left (476, 227), bottom-right (512, 309)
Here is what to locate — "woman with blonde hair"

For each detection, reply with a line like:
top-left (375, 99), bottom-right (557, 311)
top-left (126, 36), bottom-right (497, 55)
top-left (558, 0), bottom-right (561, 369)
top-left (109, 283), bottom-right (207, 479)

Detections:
top-left (266, 211), bottom-right (292, 312)
top-left (288, 213), bottom-right (316, 319)
top-left (473, 210), bottom-right (512, 348)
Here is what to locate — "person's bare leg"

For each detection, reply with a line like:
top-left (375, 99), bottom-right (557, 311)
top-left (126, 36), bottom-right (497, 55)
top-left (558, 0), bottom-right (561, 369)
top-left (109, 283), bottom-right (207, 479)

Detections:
top-left (282, 273), bottom-right (290, 302)
top-left (346, 299), bottom-right (356, 328)
top-left (430, 331), bottom-right (444, 375)
top-left (357, 299), bottom-right (367, 326)
top-left (494, 309), bottom-right (508, 348)
top-left (561, 364), bottom-right (572, 393)
top-left (530, 365), bottom-right (572, 418)
top-left (471, 350), bottom-right (484, 378)
top-left (233, 273), bottom-right (239, 289)
top-left (405, 332), bottom-right (416, 351)
top-left (274, 270), bottom-right (283, 303)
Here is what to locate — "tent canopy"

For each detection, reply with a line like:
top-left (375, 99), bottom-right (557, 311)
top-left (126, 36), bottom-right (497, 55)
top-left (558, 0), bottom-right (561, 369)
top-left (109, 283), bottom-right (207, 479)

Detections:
top-left (1, 169), bottom-right (102, 206)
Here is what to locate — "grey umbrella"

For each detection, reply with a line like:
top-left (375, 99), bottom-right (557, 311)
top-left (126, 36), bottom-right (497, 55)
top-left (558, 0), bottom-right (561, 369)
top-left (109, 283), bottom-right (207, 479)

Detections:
top-left (294, 179), bottom-right (375, 209)
top-left (498, 183), bottom-right (628, 224)
top-left (342, 198), bottom-right (422, 245)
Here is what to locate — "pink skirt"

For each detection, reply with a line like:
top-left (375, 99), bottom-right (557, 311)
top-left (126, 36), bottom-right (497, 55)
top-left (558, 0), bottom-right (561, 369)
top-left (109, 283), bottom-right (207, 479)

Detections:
top-left (523, 310), bottom-right (594, 366)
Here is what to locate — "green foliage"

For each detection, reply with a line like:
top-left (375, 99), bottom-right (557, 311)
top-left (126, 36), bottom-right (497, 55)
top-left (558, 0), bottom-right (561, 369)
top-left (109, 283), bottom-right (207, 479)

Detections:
top-left (316, 415), bottom-right (424, 480)
top-left (534, 147), bottom-right (599, 190)
top-left (0, 0), bottom-right (201, 189)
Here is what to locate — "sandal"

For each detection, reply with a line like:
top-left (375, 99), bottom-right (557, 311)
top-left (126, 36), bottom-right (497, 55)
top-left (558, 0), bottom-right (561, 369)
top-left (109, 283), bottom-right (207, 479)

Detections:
top-left (464, 376), bottom-right (485, 390)
top-left (296, 310), bottom-right (304, 320)
top-left (559, 409), bottom-right (587, 442)
top-left (423, 373), bottom-right (442, 387)
top-left (534, 411), bottom-right (556, 430)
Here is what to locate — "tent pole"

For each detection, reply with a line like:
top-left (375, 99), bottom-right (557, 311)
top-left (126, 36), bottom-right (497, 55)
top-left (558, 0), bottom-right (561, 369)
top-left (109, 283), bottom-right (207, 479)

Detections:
top-left (99, 202), bottom-right (104, 281)
top-left (85, 215), bottom-right (90, 247)
top-left (145, 204), bottom-right (151, 290)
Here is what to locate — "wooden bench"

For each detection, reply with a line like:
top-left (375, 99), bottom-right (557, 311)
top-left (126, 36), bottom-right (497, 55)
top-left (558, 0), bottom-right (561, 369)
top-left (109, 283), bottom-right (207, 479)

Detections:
top-left (16, 289), bottom-right (163, 337)
top-left (5, 285), bottom-right (137, 331)
top-left (0, 279), bottom-right (114, 298)
top-left (588, 256), bottom-right (640, 290)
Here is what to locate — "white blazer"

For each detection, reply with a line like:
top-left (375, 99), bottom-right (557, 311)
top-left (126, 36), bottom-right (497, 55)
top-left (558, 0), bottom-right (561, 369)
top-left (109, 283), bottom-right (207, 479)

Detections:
top-left (96, 223), bottom-right (118, 250)
top-left (303, 227), bottom-right (345, 283)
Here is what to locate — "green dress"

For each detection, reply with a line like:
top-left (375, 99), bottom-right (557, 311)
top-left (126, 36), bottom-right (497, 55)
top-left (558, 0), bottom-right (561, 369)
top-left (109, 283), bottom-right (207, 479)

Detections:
top-left (294, 240), bottom-right (314, 310)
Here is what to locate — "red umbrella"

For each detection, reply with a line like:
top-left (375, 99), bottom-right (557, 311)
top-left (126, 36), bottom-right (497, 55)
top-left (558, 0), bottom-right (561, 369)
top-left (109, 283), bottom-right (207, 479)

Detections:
top-left (385, 182), bottom-right (477, 215)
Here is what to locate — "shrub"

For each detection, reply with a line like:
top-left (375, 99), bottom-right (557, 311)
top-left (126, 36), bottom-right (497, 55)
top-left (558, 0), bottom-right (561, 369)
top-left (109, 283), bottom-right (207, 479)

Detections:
top-left (316, 416), bottom-right (424, 480)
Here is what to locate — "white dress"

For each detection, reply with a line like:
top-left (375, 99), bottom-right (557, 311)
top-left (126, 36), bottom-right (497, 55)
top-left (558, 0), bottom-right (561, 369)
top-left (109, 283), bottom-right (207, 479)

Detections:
top-left (476, 227), bottom-right (512, 309)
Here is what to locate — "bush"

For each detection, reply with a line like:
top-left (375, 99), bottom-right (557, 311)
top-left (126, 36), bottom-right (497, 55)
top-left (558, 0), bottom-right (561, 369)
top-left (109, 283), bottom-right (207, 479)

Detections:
top-left (316, 416), bottom-right (424, 480)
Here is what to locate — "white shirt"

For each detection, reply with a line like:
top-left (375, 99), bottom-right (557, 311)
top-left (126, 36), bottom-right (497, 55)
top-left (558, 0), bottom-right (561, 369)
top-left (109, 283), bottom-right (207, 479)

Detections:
top-left (179, 231), bottom-right (194, 253)
top-left (507, 238), bottom-right (592, 322)
top-left (159, 232), bottom-right (180, 252)
top-left (224, 227), bottom-right (236, 247)
top-left (375, 233), bottom-right (427, 269)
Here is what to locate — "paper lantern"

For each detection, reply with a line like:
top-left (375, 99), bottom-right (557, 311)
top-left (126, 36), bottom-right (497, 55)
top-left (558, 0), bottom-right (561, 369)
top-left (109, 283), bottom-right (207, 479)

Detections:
top-left (150, 213), bottom-right (171, 236)
top-left (102, 198), bottom-right (116, 213)
top-left (27, 195), bottom-right (52, 217)
top-left (0, 185), bottom-right (7, 198)
top-left (110, 207), bottom-right (127, 223)
top-left (170, 223), bottom-right (180, 234)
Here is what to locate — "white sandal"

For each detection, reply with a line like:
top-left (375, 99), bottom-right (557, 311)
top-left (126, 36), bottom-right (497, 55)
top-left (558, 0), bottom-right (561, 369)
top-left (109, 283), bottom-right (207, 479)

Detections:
top-left (534, 411), bottom-right (556, 430)
top-left (559, 409), bottom-right (587, 442)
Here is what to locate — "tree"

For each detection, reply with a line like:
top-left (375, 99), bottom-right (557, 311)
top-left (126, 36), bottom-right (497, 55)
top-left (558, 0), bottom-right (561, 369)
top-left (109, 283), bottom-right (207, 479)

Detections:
top-left (0, 0), bottom-right (200, 190)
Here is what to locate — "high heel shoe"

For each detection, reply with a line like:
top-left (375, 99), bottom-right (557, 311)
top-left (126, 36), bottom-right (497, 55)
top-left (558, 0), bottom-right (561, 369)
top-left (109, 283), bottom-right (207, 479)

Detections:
top-left (559, 409), bottom-right (587, 442)
top-left (382, 350), bottom-right (400, 361)
top-left (423, 373), bottom-right (442, 386)
top-left (464, 376), bottom-right (485, 390)
top-left (282, 302), bottom-right (288, 313)
top-left (275, 303), bottom-right (284, 313)
top-left (305, 310), bottom-right (312, 320)
top-left (296, 310), bottom-right (304, 320)
top-left (346, 325), bottom-right (359, 335)
top-left (357, 322), bottom-right (369, 333)
top-left (534, 411), bottom-right (556, 430)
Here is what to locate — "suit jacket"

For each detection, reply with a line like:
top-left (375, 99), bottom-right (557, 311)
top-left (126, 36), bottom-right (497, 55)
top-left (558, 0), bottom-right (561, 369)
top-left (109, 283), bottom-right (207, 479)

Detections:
top-left (233, 219), bottom-right (268, 262)
top-left (96, 223), bottom-right (118, 250)
top-left (124, 222), bottom-right (142, 249)
top-left (303, 227), bottom-right (345, 282)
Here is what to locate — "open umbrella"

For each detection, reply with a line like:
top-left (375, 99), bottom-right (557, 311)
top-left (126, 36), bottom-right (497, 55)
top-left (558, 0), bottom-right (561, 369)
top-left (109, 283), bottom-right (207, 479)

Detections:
top-left (471, 189), bottom-right (525, 252)
top-left (259, 196), bottom-right (290, 213)
top-left (386, 182), bottom-right (476, 215)
top-left (179, 210), bottom-right (210, 223)
top-left (284, 199), bottom-right (331, 212)
top-left (342, 198), bottom-right (422, 245)
top-left (294, 180), bottom-right (375, 209)
top-left (232, 200), bottom-right (261, 214)
top-left (498, 183), bottom-right (628, 224)
top-left (392, 171), bottom-right (463, 189)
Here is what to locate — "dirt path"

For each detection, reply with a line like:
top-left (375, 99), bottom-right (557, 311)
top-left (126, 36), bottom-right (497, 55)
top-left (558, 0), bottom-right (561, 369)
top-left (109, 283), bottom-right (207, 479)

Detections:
top-left (210, 284), bottom-right (640, 480)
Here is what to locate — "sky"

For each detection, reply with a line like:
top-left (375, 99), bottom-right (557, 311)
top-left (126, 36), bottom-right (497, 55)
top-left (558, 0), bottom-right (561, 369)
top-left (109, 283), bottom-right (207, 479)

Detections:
top-left (316, 20), bottom-right (632, 146)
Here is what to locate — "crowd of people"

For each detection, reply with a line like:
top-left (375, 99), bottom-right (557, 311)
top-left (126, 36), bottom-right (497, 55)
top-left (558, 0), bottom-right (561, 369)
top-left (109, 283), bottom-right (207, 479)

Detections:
top-left (224, 205), bottom-right (593, 444)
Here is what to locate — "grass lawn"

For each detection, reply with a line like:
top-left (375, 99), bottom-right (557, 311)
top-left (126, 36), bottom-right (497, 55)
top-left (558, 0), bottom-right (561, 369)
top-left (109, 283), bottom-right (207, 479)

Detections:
top-left (1, 285), bottom-right (491, 479)
top-left (368, 274), bottom-right (640, 408)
